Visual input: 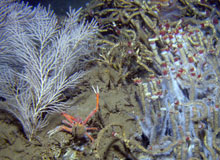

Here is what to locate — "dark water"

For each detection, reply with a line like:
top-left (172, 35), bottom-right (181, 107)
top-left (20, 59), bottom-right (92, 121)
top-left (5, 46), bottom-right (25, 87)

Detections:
top-left (20, 0), bottom-right (91, 15)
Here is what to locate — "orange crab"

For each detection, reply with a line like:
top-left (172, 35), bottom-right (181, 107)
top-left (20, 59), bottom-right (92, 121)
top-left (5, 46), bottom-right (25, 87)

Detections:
top-left (48, 86), bottom-right (100, 142)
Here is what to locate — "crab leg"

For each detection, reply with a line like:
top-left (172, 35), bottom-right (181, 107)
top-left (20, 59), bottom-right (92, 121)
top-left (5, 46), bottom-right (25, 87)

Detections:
top-left (48, 125), bottom-right (72, 137)
top-left (83, 86), bottom-right (99, 125)
top-left (62, 112), bottom-right (79, 123)
top-left (62, 120), bottom-right (74, 127)
top-left (59, 125), bottom-right (72, 133)
top-left (85, 132), bottom-right (95, 142)
top-left (86, 127), bottom-right (98, 130)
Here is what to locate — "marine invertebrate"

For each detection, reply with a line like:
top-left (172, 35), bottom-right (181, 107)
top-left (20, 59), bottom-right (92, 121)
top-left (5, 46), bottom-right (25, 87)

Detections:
top-left (48, 86), bottom-right (100, 142)
top-left (81, 0), bottom-right (161, 81)
top-left (0, 0), bottom-right (97, 141)
top-left (130, 18), bottom-right (220, 159)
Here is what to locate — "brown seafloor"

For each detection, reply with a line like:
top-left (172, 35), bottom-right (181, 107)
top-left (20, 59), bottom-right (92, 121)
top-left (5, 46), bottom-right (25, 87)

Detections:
top-left (0, 65), bottom-right (144, 160)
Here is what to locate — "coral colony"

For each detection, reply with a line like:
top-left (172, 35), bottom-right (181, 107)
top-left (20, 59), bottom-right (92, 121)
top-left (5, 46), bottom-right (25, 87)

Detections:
top-left (0, 0), bottom-right (97, 141)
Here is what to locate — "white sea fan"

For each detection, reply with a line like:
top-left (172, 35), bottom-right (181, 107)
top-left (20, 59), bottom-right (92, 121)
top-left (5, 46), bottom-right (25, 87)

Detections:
top-left (0, 1), bottom-right (97, 140)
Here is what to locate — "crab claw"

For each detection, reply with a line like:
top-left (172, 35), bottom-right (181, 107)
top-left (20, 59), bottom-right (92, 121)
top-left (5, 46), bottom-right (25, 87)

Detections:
top-left (92, 85), bottom-right (99, 94)
top-left (47, 126), bottom-right (61, 137)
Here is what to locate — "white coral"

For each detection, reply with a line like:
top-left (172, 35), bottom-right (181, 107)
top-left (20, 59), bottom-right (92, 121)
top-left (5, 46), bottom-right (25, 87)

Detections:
top-left (0, 0), bottom-right (97, 140)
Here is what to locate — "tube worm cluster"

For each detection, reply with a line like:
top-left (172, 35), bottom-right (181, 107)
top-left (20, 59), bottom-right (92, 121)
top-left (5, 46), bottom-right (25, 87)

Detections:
top-left (134, 20), bottom-right (220, 159)
top-left (82, 0), bottom-right (220, 83)
top-left (82, 0), bottom-right (220, 159)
